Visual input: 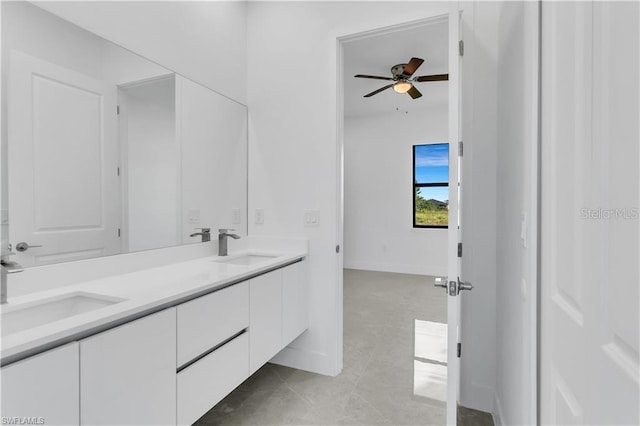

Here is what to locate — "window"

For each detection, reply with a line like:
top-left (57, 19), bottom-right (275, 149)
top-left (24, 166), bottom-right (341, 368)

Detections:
top-left (413, 143), bottom-right (449, 228)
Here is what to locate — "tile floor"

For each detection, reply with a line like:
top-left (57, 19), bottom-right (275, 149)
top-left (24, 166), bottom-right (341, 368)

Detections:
top-left (195, 269), bottom-right (494, 426)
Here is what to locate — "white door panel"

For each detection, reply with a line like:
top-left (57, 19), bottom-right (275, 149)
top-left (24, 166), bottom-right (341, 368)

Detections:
top-left (446, 6), bottom-right (463, 425)
top-left (8, 51), bottom-right (120, 267)
top-left (541, 2), bottom-right (639, 424)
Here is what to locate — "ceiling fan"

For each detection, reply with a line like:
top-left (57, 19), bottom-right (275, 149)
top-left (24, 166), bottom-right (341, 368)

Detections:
top-left (354, 57), bottom-right (448, 99)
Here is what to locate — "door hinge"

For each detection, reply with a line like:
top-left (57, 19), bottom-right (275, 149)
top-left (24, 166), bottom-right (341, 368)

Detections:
top-left (117, 105), bottom-right (120, 115)
top-left (336, 245), bottom-right (340, 254)
top-left (457, 242), bottom-right (463, 257)
top-left (117, 228), bottom-right (121, 237)
top-left (459, 141), bottom-right (463, 156)
top-left (117, 167), bottom-right (120, 177)
top-left (457, 342), bottom-right (462, 357)
top-left (459, 40), bottom-right (464, 57)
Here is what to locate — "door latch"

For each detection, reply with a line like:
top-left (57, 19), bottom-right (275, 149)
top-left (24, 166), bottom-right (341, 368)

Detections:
top-left (435, 276), bottom-right (473, 295)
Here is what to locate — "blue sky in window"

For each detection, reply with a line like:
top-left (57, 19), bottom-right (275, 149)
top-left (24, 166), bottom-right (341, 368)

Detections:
top-left (415, 144), bottom-right (449, 183)
top-left (415, 144), bottom-right (449, 202)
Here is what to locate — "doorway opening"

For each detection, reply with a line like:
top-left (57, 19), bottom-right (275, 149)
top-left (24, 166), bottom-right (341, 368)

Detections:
top-left (337, 14), bottom-right (488, 425)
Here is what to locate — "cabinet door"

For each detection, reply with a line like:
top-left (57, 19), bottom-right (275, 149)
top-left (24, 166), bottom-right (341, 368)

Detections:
top-left (282, 261), bottom-right (308, 345)
top-left (80, 308), bottom-right (176, 425)
top-left (249, 269), bottom-right (282, 374)
top-left (1, 342), bottom-right (79, 425)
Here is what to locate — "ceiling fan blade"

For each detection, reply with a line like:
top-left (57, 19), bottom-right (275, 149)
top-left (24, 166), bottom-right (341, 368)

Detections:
top-left (414, 73), bottom-right (449, 82)
top-left (402, 57), bottom-right (424, 77)
top-left (407, 85), bottom-right (422, 99)
top-left (354, 74), bottom-right (394, 81)
top-left (364, 84), bottom-right (394, 97)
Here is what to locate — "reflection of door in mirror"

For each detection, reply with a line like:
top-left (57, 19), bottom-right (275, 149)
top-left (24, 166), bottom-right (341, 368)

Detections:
top-left (118, 75), bottom-right (179, 253)
top-left (8, 51), bottom-right (121, 267)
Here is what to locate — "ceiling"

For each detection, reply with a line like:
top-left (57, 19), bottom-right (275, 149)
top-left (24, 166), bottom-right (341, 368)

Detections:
top-left (343, 19), bottom-right (449, 118)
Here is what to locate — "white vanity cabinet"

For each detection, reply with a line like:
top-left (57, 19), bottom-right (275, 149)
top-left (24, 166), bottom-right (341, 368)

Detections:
top-left (249, 269), bottom-right (283, 374)
top-left (282, 261), bottom-right (308, 346)
top-left (1, 342), bottom-right (79, 425)
top-left (80, 308), bottom-right (177, 425)
top-left (1, 257), bottom-right (308, 426)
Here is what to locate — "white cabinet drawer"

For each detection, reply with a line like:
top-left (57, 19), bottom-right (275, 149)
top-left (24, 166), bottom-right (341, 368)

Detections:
top-left (177, 332), bottom-right (249, 426)
top-left (177, 281), bottom-right (249, 367)
top-left (1, 342), bottom-right (79, 426)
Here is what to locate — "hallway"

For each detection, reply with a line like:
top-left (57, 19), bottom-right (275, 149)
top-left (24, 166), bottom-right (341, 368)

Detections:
top-left (196, 270), bottom-right (492, 425)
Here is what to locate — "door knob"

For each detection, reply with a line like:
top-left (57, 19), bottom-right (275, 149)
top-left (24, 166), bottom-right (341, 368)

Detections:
top-left (15, 242), bottom-right (43, 252)
top-left (458, 279), bottom-right (474, 293)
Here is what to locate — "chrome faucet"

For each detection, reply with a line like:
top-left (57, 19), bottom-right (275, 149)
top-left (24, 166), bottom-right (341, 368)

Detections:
top-left (218, 229), bottom-right (240, 256)
top-left (190, 228), bottom-right (211, 242)
top-left (1, 256), bottom-right (24, 304)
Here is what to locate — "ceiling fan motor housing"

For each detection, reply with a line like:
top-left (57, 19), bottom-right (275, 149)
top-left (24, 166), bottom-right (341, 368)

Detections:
top-left (391, 63), bottom-right (408, 79)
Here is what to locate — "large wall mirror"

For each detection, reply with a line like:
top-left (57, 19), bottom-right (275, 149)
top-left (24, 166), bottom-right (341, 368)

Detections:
top-left (1, 2), bottom-right (248, 268)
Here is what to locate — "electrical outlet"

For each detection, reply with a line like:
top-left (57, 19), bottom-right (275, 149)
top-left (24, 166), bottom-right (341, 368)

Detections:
top-left (188, 209), bottom-right (200, 224)
top-left (255, 209), bottom-right (265, 225)
top-left (232, 208), bottom-right (241, 224)
top-left (304, 210), bottom-right (320, 227)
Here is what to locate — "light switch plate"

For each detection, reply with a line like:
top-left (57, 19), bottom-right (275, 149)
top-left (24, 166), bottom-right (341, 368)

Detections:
top-left (232, 208), bottom-right (241, 224)
top-left (304, 210), bottom-right (320, 227)
top-left (188, 209), bottom-right (200, 224)
top-left (255, 209), bottom-right (265, 225)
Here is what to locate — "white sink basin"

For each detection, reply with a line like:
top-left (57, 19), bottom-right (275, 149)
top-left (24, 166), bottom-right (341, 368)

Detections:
top-left (1, 292), bottom-right (125, 337)
top-left (214, 254), bottom-right (278, 266)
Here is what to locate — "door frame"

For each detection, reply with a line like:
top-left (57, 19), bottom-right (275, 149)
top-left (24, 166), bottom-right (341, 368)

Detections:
top-left (333, 8), bottom-right (460, 423)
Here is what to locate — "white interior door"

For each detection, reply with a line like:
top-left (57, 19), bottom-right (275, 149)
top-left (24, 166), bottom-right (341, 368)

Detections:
top-left (541, 2), bottom-right (639, 424)
top-left (8, 51), bottom-right (120, 267)
top-left (445, 5), bottom-right (465, 425)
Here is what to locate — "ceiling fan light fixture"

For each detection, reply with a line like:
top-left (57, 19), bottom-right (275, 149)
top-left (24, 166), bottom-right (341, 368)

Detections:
top-left (393, 81), bottom-right (412, 94)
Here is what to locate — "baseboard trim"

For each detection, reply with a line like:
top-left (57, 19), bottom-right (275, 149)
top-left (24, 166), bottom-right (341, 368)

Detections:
top-left (343, 260), bottom-right (446, 277)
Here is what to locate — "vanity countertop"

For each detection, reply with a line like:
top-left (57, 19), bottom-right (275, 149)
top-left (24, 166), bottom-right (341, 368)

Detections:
top-left (1, 249), bottom-right (306, 366)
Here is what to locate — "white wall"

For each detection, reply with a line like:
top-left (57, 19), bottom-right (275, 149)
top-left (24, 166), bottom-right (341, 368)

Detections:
top-left (493, 2), bottom-right (539, 425)
top-left (247, 0), bottom-right (452, 376)
top-left (33, 1), bottom-right (248, 104)
top-left (344, 107), bottom-right (448, 277)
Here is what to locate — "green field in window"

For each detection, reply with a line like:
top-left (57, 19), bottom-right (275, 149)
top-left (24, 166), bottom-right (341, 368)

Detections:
top-left (415, 207), bottom-right (449, 226)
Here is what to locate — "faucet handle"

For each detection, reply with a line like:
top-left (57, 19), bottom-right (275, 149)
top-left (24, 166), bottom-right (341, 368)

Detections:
top-left (218, 228), bottom-right (235, 233)
top-left (195, 228), bottom-right (211, 233)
